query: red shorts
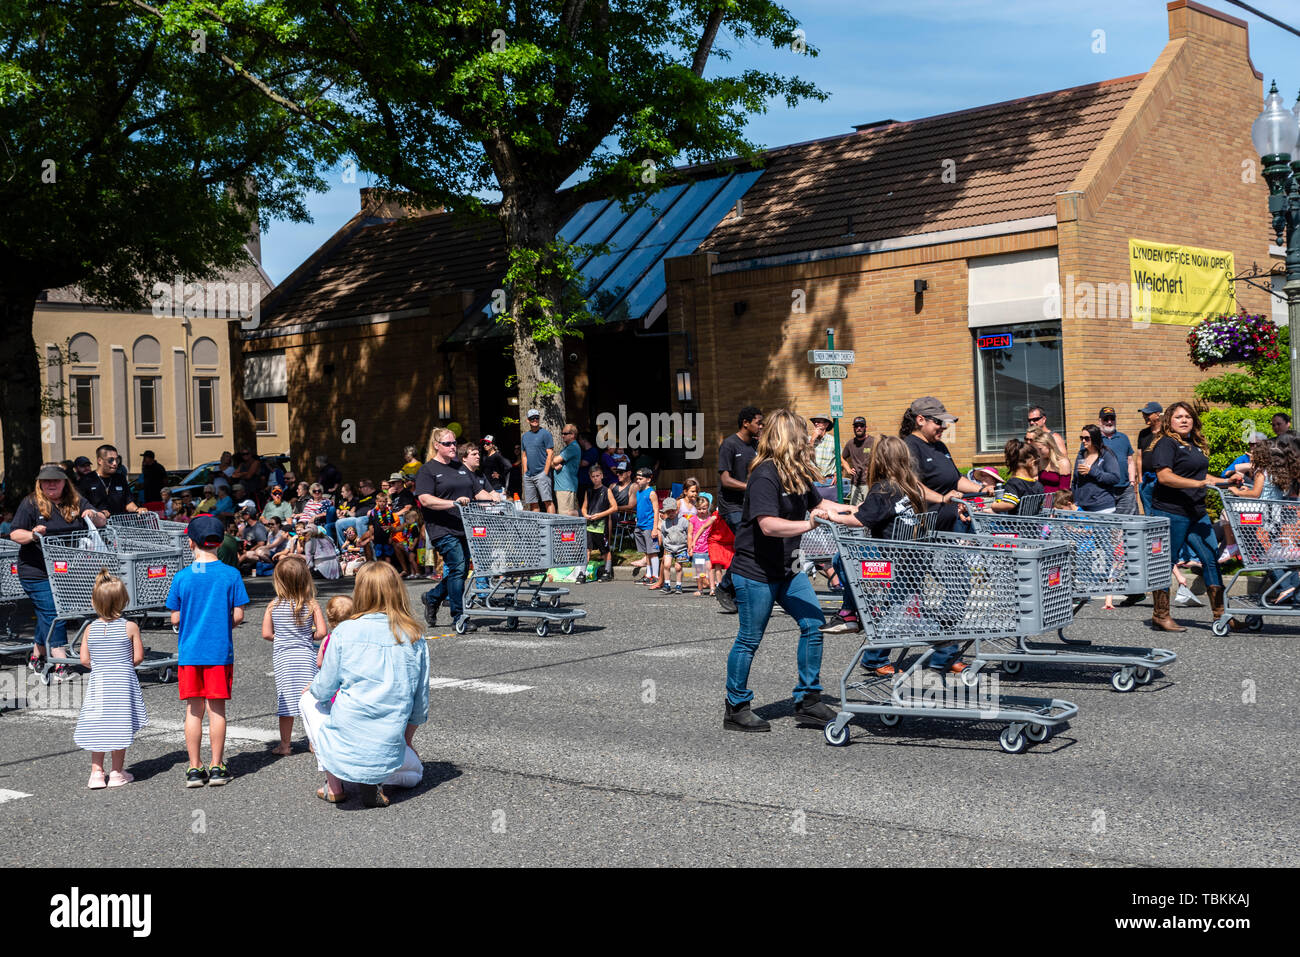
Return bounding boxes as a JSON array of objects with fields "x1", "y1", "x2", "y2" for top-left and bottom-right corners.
[{"x1": 178, "y1": 664, "x2": 234, "y2": 701}]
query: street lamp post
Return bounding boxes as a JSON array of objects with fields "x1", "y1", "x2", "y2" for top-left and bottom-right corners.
[{"x1": 1251, "y1": 81, "x2": 1300, "y2": 429}]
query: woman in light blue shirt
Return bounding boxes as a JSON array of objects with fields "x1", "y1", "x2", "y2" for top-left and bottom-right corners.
[{"x1": 300, "y1": 561, "x2": 429, "y2": 808}]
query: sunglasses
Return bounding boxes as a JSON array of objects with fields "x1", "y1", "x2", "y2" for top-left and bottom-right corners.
[
  {"x1": 1027, "y1": 415, "x2": 1046, "y2": 423},
  {"x1": 437, "y1": 440, "x2": 456, "y2": 447}
]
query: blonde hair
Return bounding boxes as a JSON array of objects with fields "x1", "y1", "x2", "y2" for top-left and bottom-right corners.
[
  {"x1": 325, "y1": 595, "x2": 354, "y2": 630},
  {"x1": 1026, "y1": 426, "x2": 1068, "y2": 474},
  {"x1": 427, "y1": 427, "x2": 455, "y2": 462},
  {"x1": 91, "y1": 568, "x2": 128, "y2": 620},
  {"x1": 351, "y1": 561, "x2": 421, "y2": 644},
  {"x1": 33, "y1": 465, "x2": 82, "y2": 523},
  {"x1": 866, "y1": 436, "x2": 928, "y2": 516},
  {"x1": 271, "y1": 555, "x2": 316, "y2": 627},
  {"x1": 749, "y1": 409, "x2": 822, "y2": 495}
]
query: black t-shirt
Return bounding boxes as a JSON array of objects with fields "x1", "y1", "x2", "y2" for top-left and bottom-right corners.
[
  {"x1": 140, "y1": 460, "x2": 168, "y2": 501},
  {"x1": 730, "y1": 461, "x2": 822, "y2": 583},
  {"x1": 903, "y1": 434, "x2": 961, "y2": 495},
  {"x1": 10, "y1": 496, "x2": 97, "y2": 580},
  {"x1": 717, "y1": 433, "x2": 759, "y2": 515},
  {"x1": 414, "y1": 459, "x2": 480, "y2": 539},
  {"x1": 1138, "y1": 427, "x2": 1156, "y2": 477},
  {"x1": 584, "y1": 485, "x2": 614, "y2": 531},
  {"x1": 78, "y1": 471, "x2": 133, "y2": 515},
  {"x1": 853, "y1": 483, "x2": 922, "y2": 539},
  {"x1": 1147, "y1": 436, "x2": 1209, "y2": 519},
  {"x1": 1001, "y1": 476, "x2": 1046, "y2": 513},
  {"x1": 484, "y1": 452, "x2": 512, "y2": 488},
  {"x1": 391, "y1": 489, "x2": 416, "y2": 519}
]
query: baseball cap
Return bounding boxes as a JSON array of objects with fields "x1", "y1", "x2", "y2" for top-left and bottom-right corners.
[
  {"x1": 239, "y1": 499, "x2": 257, "y2": 512},
  {"x1": 636, "y1": 467, "x2": 654, "y2": 478},
  {"x1": 73, "y1": 456, "x2": 92, "y2": 468},
  {"x1": 852, "y1": 416, "x2": 867, "y2": 426},
  {"x1": 526, "y1": 409, "x2": 541, "y2": 419},
  {"x1": 1098, "y1": 406, "x2": 1117, "y2": 418},
  {"x1": 483, "y1": 434, "x2": 495, "y2": 444},
  {"x1": 37, "y1": 464, "x2": 68, "y2": 481},
  {"x1": 909, "y1": 396, "x2": 957, "y2": 424},
  {"x1": 140, "y1": 450, "x2": 155, "y2": 458},
  {"x1": 661, "y1": 497, "x2": 678, "y2": 511},
  {"x1": 271, "y1": 486, "x2": 284, "y2": 495},
  {"x1": 1140, "y1": 402, "x2": 1163, "y2": 415},
  {"x1": 809, "y1": 412, "x2": 832, "y2": 425},
  {"x1": 187, "y1": 514, "x2": 225, "y2": 548},
  {"x1": 389, "y1": 472, "x2": 404, "y2": 481}
]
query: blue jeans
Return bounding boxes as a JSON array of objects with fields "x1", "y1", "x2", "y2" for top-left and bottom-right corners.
[
  {"x1": 334, "y1": 515, "x2": 369, "y2": 547},
  {"x1": 726, "y1": 571, "x2": 826, "y2": 706},
  {"x1": 1154, "y1": 507, "x2": 1221, "y2": 588},
  {"x1": 423, "y1": 534, "x2": 467, "y2": 618},
  {"x1": 22, "y1": 577, "x2": 67, "y2": 650}
]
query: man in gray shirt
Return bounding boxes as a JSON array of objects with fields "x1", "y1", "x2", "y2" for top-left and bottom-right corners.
[{"x1": 520, "y1": 409, "x2": 555, "y2": 513}]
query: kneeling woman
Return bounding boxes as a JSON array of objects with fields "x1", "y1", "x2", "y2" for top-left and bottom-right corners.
[{"x1": 723, "y1": 409, "x2": 836, "y2": 732}]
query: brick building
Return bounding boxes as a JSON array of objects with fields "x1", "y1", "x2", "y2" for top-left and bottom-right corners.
[{"x1": 243, "y1": 1, "x2": 1284, "y2": 485}]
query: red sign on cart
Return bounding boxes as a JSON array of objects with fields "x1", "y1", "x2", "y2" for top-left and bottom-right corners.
[
  {"x1": 1151, "y1": 539, "x2": 1163, "y2": 554},
  {"x1": 471, "y1": 527, "x2": 487, "y2": 537},
  {"x1": 1047, "y1": 567, "x2": 1061, "y2": 587},
  {"x1": 146, "y1": 565, "x2": 168, "y2": 579},
  {"x1": 53, "y1": 560, "x2": 68, "y2": 573},
  {"x1": 560, "y1": 531, "x2": 576, "y2": 542},
  {"x1": 861, "y1": 560, "x2": 892, "y2": 580},
  {"x1": 1241, "y1": 512, "x2": 1263, "y2": 526},
  {"x1": 8, "y1": 562, "x2": 15, "y2": 574}
]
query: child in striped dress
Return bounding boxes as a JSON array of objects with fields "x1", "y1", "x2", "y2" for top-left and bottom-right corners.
[
  {"x1": 76, "y1": 570, "x2": 147, "y2": 789},
  {"x1": 261, "y1": 555, "x2": 326, "y2": 756}
]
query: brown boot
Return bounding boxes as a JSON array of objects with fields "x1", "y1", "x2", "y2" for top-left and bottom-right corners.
[
  {"x1": 1207, "y1": 585, "x2": 1243, "y2": 631},
  {"x1": 1150, "y1": 589, "x2": 1186, "y2": 632}
]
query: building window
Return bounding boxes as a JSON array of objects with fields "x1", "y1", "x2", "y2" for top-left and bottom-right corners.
[
  {"x1": 252, "y1": 400, "x2": 273, "y2": 434},
  {"x1": 195, "y1": 377, "x2": 219, "y2": 434},
  {"x1": 974, "y1": 322, "x2": 1065, "y2": 453},
  {"x1": 192, "y1": 337, "x2": 219, "y2": 367},
  {"x1": 135, "y1": 377, "x2": 161, "y2": 435},
  {"x1": 70, "y1": 375, "x2": 99, "y2": 436}
]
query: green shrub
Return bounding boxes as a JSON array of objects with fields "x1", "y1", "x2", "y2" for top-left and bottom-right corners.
[
  {"x1": 1194, "y1": 327, "x2": 1290, "y2": 407},
  {"x1": 1199, "y1": 405, "x2": 1290, "y2": 476}
]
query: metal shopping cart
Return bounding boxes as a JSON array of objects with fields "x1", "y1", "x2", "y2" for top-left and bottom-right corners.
[
  {"x1": 966, "y1": 510, "x2": 1174, "y2": 691},
  {"x1": 1212, "y1": 490, "x2": 1300, "y2": 635},
  {"x1": 107, "y1": 512, "x2": 194, "y2": 567},
  {"x1": 456, "y1": 503, "x2": 588, "y2": 636},
  {"x1": 820, "y1": 521, "x2": 1079, "y2": 753},
  {"x1": 37, "y1": 528, "x2": 182, "y2": 684},
  {"x1": 961, "y1": 491, "x2": 1049, "y2": 516},
  {"x1": 0, "y1": 539, "x2": 31, "y2": 655}
]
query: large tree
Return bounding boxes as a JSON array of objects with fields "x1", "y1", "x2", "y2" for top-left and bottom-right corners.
[
  {"x1": 132, "y1": 0, "x2": 822, "y2": 434},
  {"x1": 0, "y1": 0, "x2": 330, "y2": 504}
]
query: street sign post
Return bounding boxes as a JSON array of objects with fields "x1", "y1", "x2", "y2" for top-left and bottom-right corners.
[
  {"x1": 821, "y1": 332, "x2": 848, "y2": 501},
  {"x1": 816, "y1": 365, "x2": 848, "y2": 379},
  {"x1": 808, "y1": 349, "x2": 855, "y2": 365}
]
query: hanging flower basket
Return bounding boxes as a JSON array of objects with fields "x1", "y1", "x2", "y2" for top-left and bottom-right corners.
[{"x1": 1187, "y1": 312, "x2": 1280, "y2": 370}]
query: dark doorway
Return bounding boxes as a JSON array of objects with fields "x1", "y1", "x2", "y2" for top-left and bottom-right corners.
[{"x1": 584, "y1": 327, "x2": 670, "y2": 432}]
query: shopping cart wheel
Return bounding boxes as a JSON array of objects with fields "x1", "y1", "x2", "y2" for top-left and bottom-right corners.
[
  {"x1": 158, "y1": 667, "x2": 174, "y2": 684},
  {"x1": 878, "y1": 712, "x2": 900, "y2": 727},
  {"x1": 535, "y1": 620, "x2": 549, "y2": 637},
  {"x1": 960, "y1": 667, "x2": 982, "y2": 688},
  {"x1": 998, "y1": 727, "x2": 1027, "y2": 754},
  {"x1": 505, "y1": 617, "x2": 518, "y2": 631},
  {"x1": 453, "y1": 616, "x2": 469, "y2": 635},
  {"x1": 1002, "y1": 659, "x2": 1023, "y2": 675},
  {"x1": 561, "y1": 618, "x2": 574, "y2": 635},
  {"x1": 1134, "y1": 667, "x2": 1153, "y2": 685},
  {"x1": 1110, "y1": 670, "x2": 1136, "y2": 693},
  {"x1": 1025, "y1": 723, "x2": 1050, "y2": 743},
  {"x1": 549, "y1": 595, "x2": 561, "y2": 608},
  {"x1": 1210, "y1": 618, "x2": 1230, "y2": 637},
  {"x1": 824, "y1": 721, "x2": 850, "y2": 746},
  {"x1": 1247, "y1": 615, "x2": 1264, "y2": 631}
]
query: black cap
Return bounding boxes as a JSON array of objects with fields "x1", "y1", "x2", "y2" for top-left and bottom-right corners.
[
  {"x1": 1098, "y1": 406, "x2": 1117, "y2": 418},
  {"x1": 852, "y1": 416, "x2": 867, "y2": 426},
  {"x1": 140, "y1": 450, "x2": 156, "y2": 458},
  {"x1": 187, "y1": 514, "x2": 225, "y2": 548},
  {"x1": 636, "y1": 467, "x2": 654, "y2": 478},
  {"x1": 73, "y1": 456, "x2": 92, "y2": 468}
]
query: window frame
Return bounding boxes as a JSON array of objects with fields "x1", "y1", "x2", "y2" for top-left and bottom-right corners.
[
  {"x1": 134, "y1": 375, "x2": 163, "y2": 437},
  {"x1": 69, "y1": 374, "x2": 100, "y2": 438},
  {"x1": 194, "y1": 376, "x2": 221, "y2": 436},
  {"x1": 252, "y1": 400, "x2": 273, "y2": 435},
  {"x1": 972, "y1": 321, "x2": 1066, "y2": 455}
]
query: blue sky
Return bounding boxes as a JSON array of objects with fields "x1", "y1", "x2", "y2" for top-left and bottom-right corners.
[{"x1": 259, "y1": 0, "x2": 1300, "y2": 284}]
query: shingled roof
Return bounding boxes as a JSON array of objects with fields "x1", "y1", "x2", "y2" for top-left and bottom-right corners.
[{"x1": 700, "y1": 75, "x2": 1144, "y2": 264}]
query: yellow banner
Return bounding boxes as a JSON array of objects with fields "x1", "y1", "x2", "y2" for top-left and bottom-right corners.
[{"x1": 1129, "y1": 239, "x2": 1235, "y2": 326}]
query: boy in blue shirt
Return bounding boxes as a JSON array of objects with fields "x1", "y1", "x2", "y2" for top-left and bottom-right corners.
[{"x1": 166, "y1": 515, "x2": 250, "y2": 787}]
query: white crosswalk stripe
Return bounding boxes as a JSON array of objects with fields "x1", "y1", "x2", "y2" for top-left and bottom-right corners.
[
  {"x1": 427, "y1": 676, "x2": 532, "y2": 694},
  {"x1": 0, "y1": 789, "x2": 33, "y2": 804}
]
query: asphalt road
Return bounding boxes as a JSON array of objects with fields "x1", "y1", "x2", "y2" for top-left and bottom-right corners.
[{"x1": 1, "y1": 573, "x2": 1297, "y2": 867}]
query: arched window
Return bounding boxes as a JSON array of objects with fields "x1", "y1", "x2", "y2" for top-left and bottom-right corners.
[
  {"x1": 192, "y1": 337, "x2": 219, "y2": 367},
  {"x1": 68, "y1": 332, "x2": 98, "y2": 364},
  {"x1": 132, "y1": 335, "x2": 161, "y2": 365}
]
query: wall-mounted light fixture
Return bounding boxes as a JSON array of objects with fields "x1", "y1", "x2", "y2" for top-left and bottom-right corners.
[
  {"x1": 437, "y1": 391, "x2": 452, "y2": 420},
  {"x1": 914, "y1": 279, "x2": 928, "y2": 294},
  {"x1": 733, "y1": 301, "x2": 748, "y2": 318},
  {"x1": 676, "y1": 369, "x2": 693, "y2": 404}
]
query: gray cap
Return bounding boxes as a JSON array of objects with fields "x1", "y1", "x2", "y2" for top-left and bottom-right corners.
[
  {"x1": 809, "y1": 412, "x2": 832, "y2": 425},
  {"x1": 660, "y1": 497, "x2": 678, "y2": 511},
  {"x1": 37, "y1": 464, "x2": 69, "y2": 481},
  {"x1": 1139, "y1": 401, "x2": 1163, "y2": 415},
  {"x1": 909, "y1": 396, "x2": 957, "y2": 424},
  {"x1": 526, "y1": 409, "x2": 541, "y2": 419}
]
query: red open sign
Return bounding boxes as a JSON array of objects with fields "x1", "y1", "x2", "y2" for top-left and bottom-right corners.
[
  {"x1": 861, "y1": 560, "x2": 892, "y2": 580},
  {"x1": 977, "y1": 333, "x2": 1013, "y2": 351},
  {"x1": 471, "y1": 527, "x2": 487, "y2": 537}
]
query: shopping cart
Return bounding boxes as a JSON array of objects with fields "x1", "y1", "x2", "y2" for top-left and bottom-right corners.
[
  {"x1": 456, "y1": 503, "x2": 588, "y2": 636},
  {"x1": 965, "y1": 510, "x2": 1175, "y2": 691},
  {"x1": 820, "y1": 521, "x2": 1079, "y2": 753},
  {"x1": 107, "y1": 512, "x2": 193, "y2": 567},
  {"x1": 961, "y1": 491, "x2": 1049, "y2": 516},
  {"x1": 37, "y1": 528, "x2": 181, "y2": 684},
  {"x1": 0, "y1": 539, "x2": 29, "y2": 654},
  {"x1": 1212, "y1": 490, "x2": 1300, "y2": 635}
]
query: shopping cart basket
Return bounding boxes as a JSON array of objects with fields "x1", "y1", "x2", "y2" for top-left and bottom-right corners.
[
  {"x1": 0, "y1": 539, "x2": 29, "y2": 653},
  {"x1": 1212, "y1": 489, "x2": 1300, "y2": 635},
  {"x1": 456, "y1": 503, "x2": 588, "y2": 636},
  {"x1": 966, "y1": 510, "x2": 1175, "y2": 691},
  {"x1": 820, "y1": 521, "x2": 1079, "y2": 753},
  {"x1": 107, "y1": 512, "x2": 193, "y2": 567}
]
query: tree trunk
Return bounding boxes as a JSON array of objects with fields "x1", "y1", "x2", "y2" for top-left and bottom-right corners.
[
  {"x1": 500, "y1": 189, "x2": 567, "y2": 437},
  {"x1": 0, "y1": 288, "x2": 45, "y2": 508}
]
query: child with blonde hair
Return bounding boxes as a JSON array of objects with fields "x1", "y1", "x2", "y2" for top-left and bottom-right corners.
[
  {"x1": 76, "y1": 569, "x2": 147, "y2": 788},
  {"x1": 262, "y1": 555, "x2": 326, "y2": 755},
  {"x1": 317, "y1": 595, "x2": 354, "y2": 669}
]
